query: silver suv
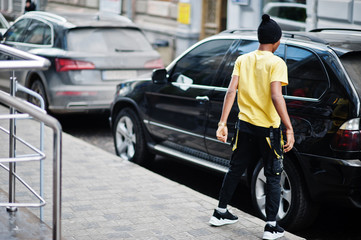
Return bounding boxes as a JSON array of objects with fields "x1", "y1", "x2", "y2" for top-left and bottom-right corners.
[{"x1": 0, "y1": 11, "x2": 163, "y2": 114}]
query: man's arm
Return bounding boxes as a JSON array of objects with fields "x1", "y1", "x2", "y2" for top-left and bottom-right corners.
[
  {"x1": 216, "y1": 75, "x2": 239, "y2": 143},
  {"x1": 271, "y1": 81, "x2": 295, "y2": 152}
]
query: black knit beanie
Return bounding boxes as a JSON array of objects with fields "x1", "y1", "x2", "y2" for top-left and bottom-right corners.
[{"x1": 257, "y1": 14, "x2": 282, "y2": 44}]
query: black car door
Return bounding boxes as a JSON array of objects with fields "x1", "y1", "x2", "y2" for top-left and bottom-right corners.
[
  {"x1": 147, "y1": 39, "x2": 234, "y2": 154},
  {"x1": 283, "y1": 45, "x2": 334, "y2": 156}
]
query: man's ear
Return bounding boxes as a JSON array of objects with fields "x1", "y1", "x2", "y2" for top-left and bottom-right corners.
[{"x1": 272, "y1": 40, "x2": 281, "y2": 53}]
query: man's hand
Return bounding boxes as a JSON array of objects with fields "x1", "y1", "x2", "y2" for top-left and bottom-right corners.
[
  {"x1": 271, "y1": 81, "x2": 294, "y2": 153},
  {"x1": 284, "y1": 129, "x2": 295, "y2": 153},
  {"x1": 216, "y1": 75, "x2": 238, "y2": 143},
  {"x1": 216, "y1": 126, "x2": 228, "y2": 143}
]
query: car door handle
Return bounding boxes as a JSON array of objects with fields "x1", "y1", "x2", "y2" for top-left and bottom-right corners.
[{"x1": 196, "y1": 96, "x2": 209, "y2": 102}]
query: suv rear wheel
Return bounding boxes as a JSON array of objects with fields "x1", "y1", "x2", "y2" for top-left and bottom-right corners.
[
  {"x1": 113, "y1": 108, "x2": 154, "y2": 165},
  {"x1": 251, "y1": 157, "x2": 319, "y2": 231}
]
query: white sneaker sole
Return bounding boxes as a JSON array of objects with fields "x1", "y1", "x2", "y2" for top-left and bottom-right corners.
[
  {"x1": 209, "y1": 216, "x2": 238, "y2": 227},
  {"x1": 263, "y1": 231, "x2": 285, "y2": 240}
]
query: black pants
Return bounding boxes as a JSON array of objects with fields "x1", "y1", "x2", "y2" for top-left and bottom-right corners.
[{"x1": 218, "y1": 129, "x2": 282, "y2": 221}]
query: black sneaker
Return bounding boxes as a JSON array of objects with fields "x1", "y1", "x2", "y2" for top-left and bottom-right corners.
[
  {"x1": 209, "y1": 209, "x2": 238, "y2": 226},
  {"x1": 263, "y1": 223, "x2": 285, "y2": 240}
]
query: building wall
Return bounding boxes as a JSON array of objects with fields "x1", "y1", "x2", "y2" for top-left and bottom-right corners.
[
  {"x1": 227, "y1": 0, "x2": 261, "y2": 30},
  {"x1": 6, "y1": 0, "x2": 360, "y2": 65},
  {"x1": 306, "y1": 0, "x2": 361, "y2": 30},
  {"x1": 46, "y1": 0, "x2": 200, "y2": 65},
  {"x1": 129, "y1": 0, "x2": 202, "y2": 63},
  {"x1": 227, "y1": 0, "x2": 361, "y2": 31},
  {"x1": 50, "y1": 0, "x2": 98, "y2": 8},
  {"x1": 1, "y1": 0, "x2": 48, "y2": 20},
  {"x1": 130, "y1": 0, "x2": 179, "y2": 64},
  {"x1": 1, "y1": 0, "x2": 23, "y2": 19}
]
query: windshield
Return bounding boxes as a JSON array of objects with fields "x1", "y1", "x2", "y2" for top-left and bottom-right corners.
[
  {"x1": 67, "y1": 28, "x2": 153, "y2": 53},
  {"x1": 340, "y1": 52, "x2": 361, "y2": 97}
]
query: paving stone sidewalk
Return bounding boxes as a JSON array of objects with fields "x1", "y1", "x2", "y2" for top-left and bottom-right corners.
[
  {"x1": 0, "y1": 105, "x2": 305, "y2": 240},
  {"x1": 59, "y1": 135, "x2": 304, "y2": 240}
]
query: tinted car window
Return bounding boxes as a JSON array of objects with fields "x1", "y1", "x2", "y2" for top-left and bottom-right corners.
[
  {"x1": 218, "y1": 40, "x2": 259, "y2": 87},
  {"x1": 286, "y1": 46, "x2": 328, "y2": 98},
  {"x1": 23, "y1": 20, "x2": 52, "y2": 45},
  {"x1": 3, "y1": 19, "x2": 30, "y2": 42},
  {"x1": 170, "y1": 39, "x2": 234, "y2": 86},
  {"x1": 67, "y1": 28, "x2": 153, "y2": 53}
]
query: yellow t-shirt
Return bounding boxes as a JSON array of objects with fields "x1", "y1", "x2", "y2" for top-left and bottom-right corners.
[{"x1": 232, "y1": 50, "x2": 288, "y2": 128}]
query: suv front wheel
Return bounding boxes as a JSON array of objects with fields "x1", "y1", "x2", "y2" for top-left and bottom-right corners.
[
  {"x1": 250, "y1": 157, "x2": 319, "y2": 231},
  {"x1": 113, "y1": 108, "x2": 154, "y2": 165}
]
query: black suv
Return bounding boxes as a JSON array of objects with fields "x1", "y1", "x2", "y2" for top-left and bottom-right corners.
[{"x1": 110, "y1": 29, "x2": 361, "y2": 230}]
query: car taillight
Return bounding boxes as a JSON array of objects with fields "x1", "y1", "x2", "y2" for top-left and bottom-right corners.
[
  {"x1": 55, "y1": 58, "x2": 95, "y2": 72},
  {"x1": 331, "y1": 118, "x2": 361, "y2": 151},
  {"x1": 144, "y1": 58, "x2": 164, "y2": 69}
]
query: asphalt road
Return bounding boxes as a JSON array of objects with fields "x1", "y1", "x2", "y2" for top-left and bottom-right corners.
[{"x1": 57, "y1": 113, "x2": 361, "y2": 240}]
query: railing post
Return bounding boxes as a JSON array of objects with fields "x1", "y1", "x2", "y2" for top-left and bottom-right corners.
[
  {"x1": 7, "y1": 71, "x2": 17, "y2": 213},
  {"x1": 53, "y1": 128, "x2": 62, "y2": 240}
]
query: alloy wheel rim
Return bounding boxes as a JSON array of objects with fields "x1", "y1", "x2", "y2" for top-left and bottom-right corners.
[
  {"x1": 115, "y1": 116, "x2": 136, "y2": 161},
  {"x1": 255, "y1": 167, "x2": 292, "y2": 220}
]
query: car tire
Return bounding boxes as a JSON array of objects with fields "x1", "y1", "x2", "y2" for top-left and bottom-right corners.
[
  {"x1": 28, "y1": 79, "x2": 48, "y2": 110},
  {"x1": 113, "y1": 108, "x2": 154, "y2": 165},
  {"x1": 250, "y1": 157, "x2": 319, "y2": 231}
]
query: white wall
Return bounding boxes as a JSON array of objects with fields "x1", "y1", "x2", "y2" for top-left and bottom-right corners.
[
  {"x1": 227, "y1": 0, "x2": 262, "y2": 30},
  {"x1": 228, "y1": 0, "x2": 361, "y2": 32},
  {"x1": 307, "y1": 0, "x2": 361, "y2": 30}
]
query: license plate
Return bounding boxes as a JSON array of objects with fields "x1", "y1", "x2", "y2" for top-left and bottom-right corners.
[{"x1": 102, "y1": 70, "x2": 137, "y2": 81}]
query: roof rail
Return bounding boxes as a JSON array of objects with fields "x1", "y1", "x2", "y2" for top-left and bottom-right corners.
[
  {"x1": 282, "y1": 31, "x2": 328, "y2": 44},
  {"x1": 310, "y1": 28, "x2": 361, "y2": 33},
  {"x1": 25, "y1": 11, "x2": 67, "y2": 23},
  {"x1": 220, "y1": 29, "x2": 257, "y2": 34},
  {"x1": 220, "y1": 29, "x2": 328, "y2": 44}
]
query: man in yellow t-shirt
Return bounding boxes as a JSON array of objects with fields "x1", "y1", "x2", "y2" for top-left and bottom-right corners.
[{"x1": 209, "y1": 14, "x2": 295, "y2": 240}]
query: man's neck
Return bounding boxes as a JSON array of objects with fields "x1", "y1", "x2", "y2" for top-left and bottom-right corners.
[{"x1": 258, "y1": 44, "x2": 273, "y2": 52}]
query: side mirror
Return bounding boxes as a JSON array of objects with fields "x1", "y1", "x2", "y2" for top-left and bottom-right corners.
[
  {"x1": 0, "y1": 33, "x2": 3, "y2": 41},
  {"x1": 152, "y1": 68, "x2": 168, "y2": 84}
]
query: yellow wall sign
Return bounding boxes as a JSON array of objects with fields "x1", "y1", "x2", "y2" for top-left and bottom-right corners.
[{"x1": 178, "y1": 3, "x2": 191, "y2": 25}]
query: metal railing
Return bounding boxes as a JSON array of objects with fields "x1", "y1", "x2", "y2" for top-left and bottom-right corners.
[{"x1": 0, "y1": 43, "x2": 62, "y2": 240}]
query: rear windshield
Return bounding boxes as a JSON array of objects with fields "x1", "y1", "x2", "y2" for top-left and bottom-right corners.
[
  {"x1": 340, "y1": 52, "x2": 361, "y2": 96},
  {"x1": 67, "y1": 28, "x2": 153, "y2": 53}
]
